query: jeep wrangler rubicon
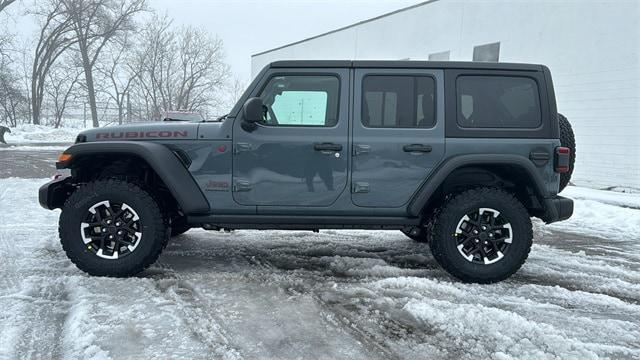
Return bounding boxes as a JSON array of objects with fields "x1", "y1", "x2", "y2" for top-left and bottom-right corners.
[{"x1": 39, "y1": 60, "x2": 575, "y2": 283}]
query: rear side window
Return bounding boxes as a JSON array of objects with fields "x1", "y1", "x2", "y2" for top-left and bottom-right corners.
[
  {"x1": 456, "y1": 76, "x2": 541, "y2": 128},
  {"x1": 362, "y1": 75, "x2": 436, "y2": 128}
]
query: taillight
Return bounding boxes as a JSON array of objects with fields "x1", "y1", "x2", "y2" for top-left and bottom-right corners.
[{"x1": 555, "y1": 147, "x2": 570, "y2": 173}]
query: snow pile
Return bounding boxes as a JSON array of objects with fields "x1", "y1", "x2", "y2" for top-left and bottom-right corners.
[
  {"x1": 552, "y1": 187, "x2": 640, "y2": 240},
  {"x1": 561, "y1": 185, "x2": 640, "y2": 208},
  {"x1": 4, "y1": 124, "x2": 81, "y2": 144}
]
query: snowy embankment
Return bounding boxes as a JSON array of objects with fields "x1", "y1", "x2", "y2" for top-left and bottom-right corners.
[
  {"x1": 1, "y1": 178, "x2": 639, "y2": 359},
  {"x1": 4, "y1": 123, "x2": 82, "y2": 144}
]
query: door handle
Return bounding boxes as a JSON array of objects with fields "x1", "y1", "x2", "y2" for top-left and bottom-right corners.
[
  {"x1": 314, "y1": 143, "x2": 342, "y2": 152},
  {"x1": 403, "y1": 144, "x2": 432, "y2": 153}
]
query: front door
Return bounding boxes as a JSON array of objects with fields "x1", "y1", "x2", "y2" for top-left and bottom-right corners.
[
  {"x1": 232, "y1": 70, "x2": 349, "y2": 207},
  {"x1": 351, "y1": 68, "x2": 445, "y2": 207}
]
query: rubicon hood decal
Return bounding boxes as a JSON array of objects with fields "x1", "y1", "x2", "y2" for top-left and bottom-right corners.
[{"x1": 96, "y1": 130, "x2": 189, "y2": 139}]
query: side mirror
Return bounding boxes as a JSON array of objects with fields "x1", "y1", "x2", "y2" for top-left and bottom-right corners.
[{"x1": 243, "y1": 97, "x2": 264, "y2": 123}]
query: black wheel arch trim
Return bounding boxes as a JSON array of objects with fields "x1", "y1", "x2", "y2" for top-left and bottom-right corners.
[
  {"x1": 55, "y1": 141, "x2": 210, "y2": 214},
  {"x1": 407, "y1": 154, "x2": 552, "y2": 217}
]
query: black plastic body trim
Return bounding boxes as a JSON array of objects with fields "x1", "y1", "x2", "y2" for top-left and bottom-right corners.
[
  {"x1": 542, "y1": 196, "x2": 573, "y2": 224},
  {"x1": 57, "y1": 141, "x2": 210, "y2": 214},
  {"x1": 187, "y1": 215, "x2": 419, "y2": 230},
  {"x1": 407, "y1": 154, "x2": 551, "y2": 216},
  {"x1": 39, "y1": 176, "x2": 74, "y2": 210}
]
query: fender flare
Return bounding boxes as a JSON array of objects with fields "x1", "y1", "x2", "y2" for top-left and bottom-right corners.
[
  {"x1": 57, "y1": 141, "x2": 210, "y2": 214},
  {"x1": 407, "y1": 154, "x2": 551, "y2": 216}
]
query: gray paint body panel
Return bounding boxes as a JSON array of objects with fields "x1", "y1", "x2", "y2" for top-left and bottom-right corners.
[{"x1": 351, "y1": 68, "x2": 445, "y2": 207}]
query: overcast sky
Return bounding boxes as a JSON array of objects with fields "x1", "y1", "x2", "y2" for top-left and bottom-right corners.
[{"x1": 148, "y1": 0, "x2": 421, "y2": 80}]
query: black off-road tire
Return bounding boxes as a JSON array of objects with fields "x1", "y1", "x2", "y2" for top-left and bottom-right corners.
[
  {"x1": 558, "y1": 113, "x2": 576, "y2": 192},
  {"x1": 429, "y1": 188, "x2": 533, "y2": 284},
  {"x1": 59, "y1": 179, "x2": 169, "y2": 277}
]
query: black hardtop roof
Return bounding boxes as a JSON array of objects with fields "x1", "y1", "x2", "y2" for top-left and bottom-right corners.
[{"x1": 269, "y1": 60, "x2": 543, "y2": 72}]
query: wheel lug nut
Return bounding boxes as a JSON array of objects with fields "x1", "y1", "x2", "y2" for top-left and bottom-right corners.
[
  {"x1": 473, "y1": 230, "x2": 479, "y2": 234},
  {"x1": 117, "y1": 231, "x2": 123, "y2": 235},
  {"x1": 102, "y1": 228, "x2": 106, "y2": 233},
  {"x1": 109, "y1": 235, "x2": 114, "y2": 239},
  {"x1": 481, "y1": 226, "x2": 486, "y2": 230},
  {"x1": 475, "y1": 239, "x2": 479, "y2": 243},
  {"x1": 106, "y1": 220, "x2": 111, "y2": 225},
  {"x1": 116, "y1": 222, "x2": 121, "y2": 226}
]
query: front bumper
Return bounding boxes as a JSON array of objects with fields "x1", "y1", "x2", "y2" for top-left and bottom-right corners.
[
  {"x1": 542, "y1": 195, "x2": 574, "y2": 224},
  {"x1": 39, "y1": 176, "x2": 74, "y2": 210}
]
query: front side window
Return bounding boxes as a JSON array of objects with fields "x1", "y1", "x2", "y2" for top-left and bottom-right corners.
[
  {"x1": 456, "y1": 76, "x2": 541, "y2": 128},
  {"x1": 259, "y1": 75, "x2": 339, "y2": 127},
  {"x1": 362, "y1": 75, "x2": 436, "y2": 128}
]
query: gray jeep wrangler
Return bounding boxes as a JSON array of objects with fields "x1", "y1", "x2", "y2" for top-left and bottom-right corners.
[{"x1": 39, "y1": 60, "x2": 575, "y2": 283}]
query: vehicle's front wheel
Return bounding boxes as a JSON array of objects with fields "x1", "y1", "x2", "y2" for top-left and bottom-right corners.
[
  {"x1": 59, "y1": 179, "x2": 169, "y2": 277},
  {"x1": 429, "y1": 188, "x2": 532, "y2": 283}
]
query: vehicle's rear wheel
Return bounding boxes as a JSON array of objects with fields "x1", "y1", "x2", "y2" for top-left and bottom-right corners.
[
  {"x1": 558, "y1": 113, "x2": 576, "y2": 192},
  {"x1": 59, "y1": 179, "x2": 169, "y2": 277},
  {"x1": 429, "y1": 188, "x2": 532, "y2": 283}
]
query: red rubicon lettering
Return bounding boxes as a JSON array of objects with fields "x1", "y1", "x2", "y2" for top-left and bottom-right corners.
[{"x1": 95, "y1": 131, "x2": 189, "y2": 139}]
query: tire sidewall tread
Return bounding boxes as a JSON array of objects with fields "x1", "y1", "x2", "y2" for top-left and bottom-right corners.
[
  {"x1": 429, "y1": 187, "x2": 533, "y2": 284},
  {"x1": 59, "y1": 179, "x2": 169, "y2": 277}
]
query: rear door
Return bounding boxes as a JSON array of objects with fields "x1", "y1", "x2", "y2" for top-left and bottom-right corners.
[{"x1": 351, "y1": 68, "x2": 445, "y2": 207}]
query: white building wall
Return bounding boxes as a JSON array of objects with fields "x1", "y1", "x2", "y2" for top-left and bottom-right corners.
[{"x1": 252, "y1": 0, "x2": 640, "y2": 191}]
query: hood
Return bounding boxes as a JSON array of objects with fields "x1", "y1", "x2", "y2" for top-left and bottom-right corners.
[{"x1": 79, "y1": 121, "x2": 200, "y2": 142}]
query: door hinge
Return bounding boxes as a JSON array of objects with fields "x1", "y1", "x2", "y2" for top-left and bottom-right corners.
[
  {"x1": 233, "y1": 179, "x2": 252, "y2": 192},
  {"x1": 353, "y1": 144, "x2": 371, "y2": 156},
  {"x1": 352, "y1": 182, "x2": 370, "y2": 193},
  {"x1": 234, "y1": 142, "x2": 252, "y2": 154}
]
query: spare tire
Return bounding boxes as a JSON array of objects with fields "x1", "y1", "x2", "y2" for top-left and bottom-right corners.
[{"x1": 558, "y1": 113, "x2": 576, "y2": 192}]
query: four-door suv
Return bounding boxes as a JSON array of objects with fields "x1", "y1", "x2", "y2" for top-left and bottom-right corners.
[{"x1": 39, "y1": 60, "x2": 575, "y2": 283}]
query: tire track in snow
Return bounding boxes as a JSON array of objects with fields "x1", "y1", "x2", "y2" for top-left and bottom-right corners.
[
  {"x1": 149, "y1": 261, "x2": 242, "y2": 359},
  {"x1": 155, "y1": 243, "x2": 387, "y2": 360}
]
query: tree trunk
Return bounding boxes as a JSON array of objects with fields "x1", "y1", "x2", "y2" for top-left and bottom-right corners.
[
  {"x1": 118, "y1": 99, "x2": 123, "y2": 124},
  {"x1": 31, "y1": 81, "x2": 40, "y2": 125},
  {"x1": 79, "y1": 48, "x2": 99, "y2": 127}
]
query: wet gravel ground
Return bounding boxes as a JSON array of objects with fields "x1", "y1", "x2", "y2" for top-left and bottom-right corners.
[{"x1": 0, "y1": 143, "x2": 69, "y2": 178}]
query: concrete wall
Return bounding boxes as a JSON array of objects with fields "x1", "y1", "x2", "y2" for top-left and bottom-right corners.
[{"x1": 252, "y1": 0, "x2": 640, "y2": 191}]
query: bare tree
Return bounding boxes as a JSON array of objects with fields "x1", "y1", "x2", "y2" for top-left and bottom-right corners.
[
  {"x1": 133, "y1": 16, "x2": 229, "y2": 120},
  {"x1": 29, "y1": 1, "x2": 77, "y2": 125},
  {"x1": 96, "y1": 35, "x2": 140, "y2": 124},
  {"x1": 0, "y1": 59, "x2": 26, "y2": 127},
  {"x1": 45, "y1": 57, "x2": 81, "y2": 128},
  {"x1": 0, "y1": 0, "x2": 16, "y2": 14},
  {"x1": 61, "y1": 0, "x2": 146, "y2": 127}
]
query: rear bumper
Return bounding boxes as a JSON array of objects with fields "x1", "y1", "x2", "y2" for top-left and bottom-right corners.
[
  {"x1": 39, "y1": 176, "x2": 73, "y2": 210},
  {"x1": 542, "y1": 195, "x2": 574, "y2": 224}
]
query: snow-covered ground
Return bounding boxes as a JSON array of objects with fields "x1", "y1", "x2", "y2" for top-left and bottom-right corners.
[
  {"x1": 1, "y1": 177, "x2": 639, "y2": 359},
  {"x1": 3, "y1": 124, "x2": 84, "y2": 144}
]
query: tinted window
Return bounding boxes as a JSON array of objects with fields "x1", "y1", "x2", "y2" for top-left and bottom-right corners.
[
  {"x1": 456, "y1": 76, "x2": 541, "y2": 128},
  {"x1": 362, "y1": 76, "x2": 436, "y2": 128},
  {"x1": 259, "y1": 75, "x2": 339, "y2": 127}
]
